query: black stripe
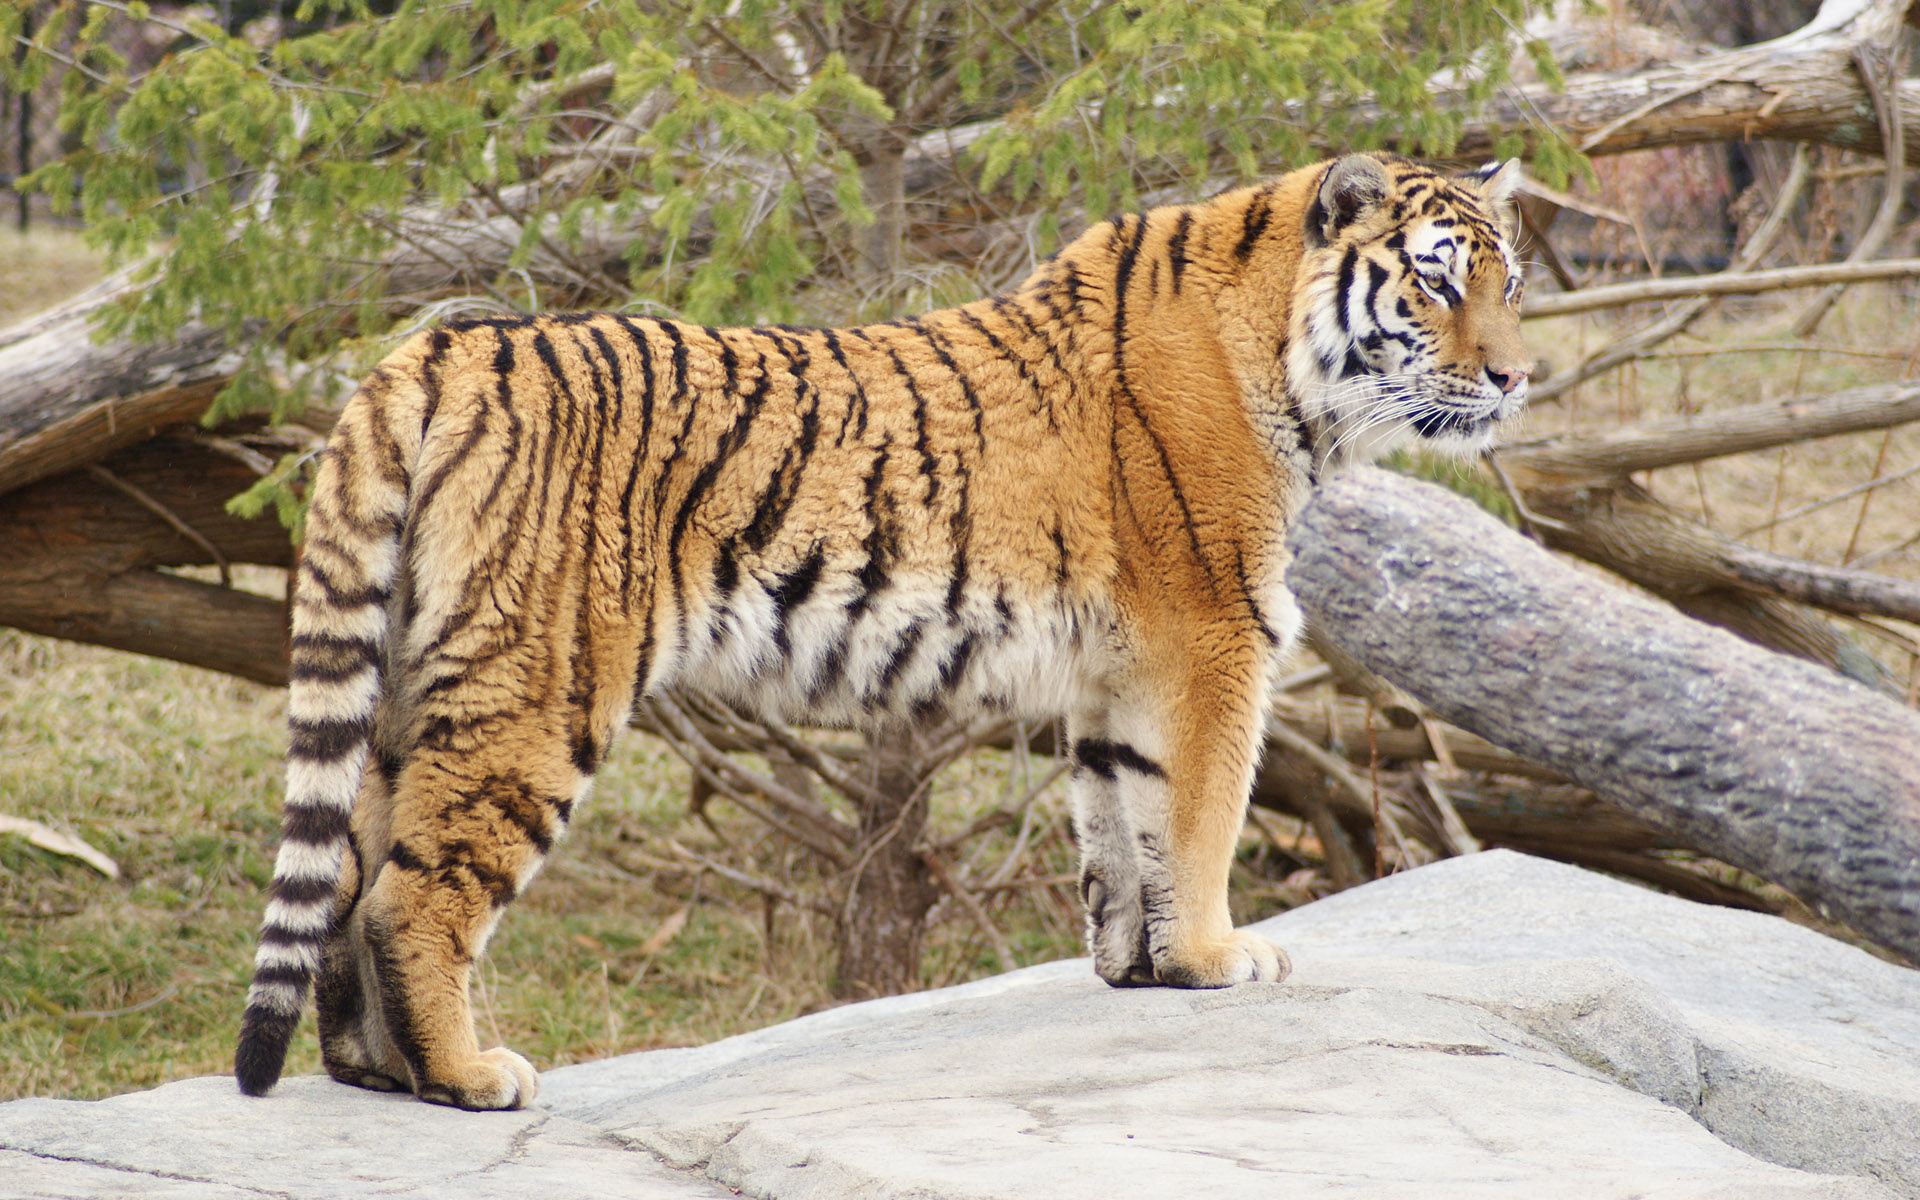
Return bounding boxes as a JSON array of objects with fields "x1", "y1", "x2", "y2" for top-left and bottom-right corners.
[
  {"x1": 412, "y1": 328, "x2": 516, "y2": 523},
  {"x1": 288, "y1": 717, "x2": 369, "y2": 762},
  {"x1": 871, "y1": 332, "x2": 940, "y2": 507},
  {"x1": 956, "y1": 307, "x2": 1044, "y2": 412},
  {"x1": 991, "y1": 298, "x2": 1069, "y2": 429},
  {"x1": 564, "y1": 323, "x2": 616, "y2": 739},
  {"x1": 243, "y1": 959, "x2": 310, "y2": 985},
  {"x1": 571, "y1": 734, "x2": 600, "y2": 775},
  {"x1": 821, "y1": 328, "x2": 870, "y2": 441},
  {"x1": 742, "y1": 344, "x2": 819, "y2": 552},
  {"x1": 1110, "y1": 212, "x2": 1212, "y2": 582},
  {"x1": 652, "y1": 323, "x2": 701, "y2": 654},
  {"x1": 419, "y1": 326, "x2": 453, "y2": 432},
  {"x1": 1167, "y1": 209, "x2": 1194, "y2": 294},
  {"x1": 287, "y1": 633, "x2": 378, "y2": 683},
  {"x1": 1235, "y1": 189, "x2": 1273, "y2": 261},
  {"x1": 1334, "y1": 246, "x2": 1358, "y2": 334},
  {"x1": 850, "y1": 440, "x2": 893, "y2": 615},
  {"x1": 386, "y1": 840, "x2": 430, "y2": 874},
  {"x1": 712, "y1": 542, "x2": 739, "y2": 596},
  {"x1": 268, "y1": 871, "x2": 337, "y2": 907},
  {"x1": 1365, "y1": 259, "x2": 1390, "y2": 316},
  {"x1": 910, "y1": 320, "x2": 981, "y2": 615},
  {"x1": 280, "y1": 800, "x2": 349, "y2": 846},
  {"x1": 368, "y1": 918, "x2": 431, "y2": 1087},
  {"x1": 1072, "y1": 738, "x2": 1166, "y2": 780},
  {"x1": 937, "y1": 631, "x2": 977, "y2": 691},
  {"x1": 877, "y1": 622, "x2": 925, "y2": 700},
  {"x1": 769, "y1": 543, "x2": 827, "y2": 651},
  {"x1": 667, "y1": 339, "x2": 772, "y2": 624},
  {"x1": 472, "y1": 776, "x2": 556, "y2": 858},
  {"x1": 610, "y1": 317, "x2": 657, "y2": 613},
  {"x1": 295, "y1": 556, "x2": 385, "y2": 610}
]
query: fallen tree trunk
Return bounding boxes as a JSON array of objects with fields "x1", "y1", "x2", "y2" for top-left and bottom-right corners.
[
  {"x1": 0, "y1": 433, "x2": 294, "y2": 686},
  {"x1": 0, "y1": 270, "x2": 241, "y2": 498},
  {"x1": 1448, "y1": 0, "x2": 1920, "y2": 167},
  {"x1": 1286, "y1": 467, "x2": 1920, "y2": 962}
]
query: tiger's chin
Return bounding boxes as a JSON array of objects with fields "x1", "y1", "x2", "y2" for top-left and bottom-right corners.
[{"x1": 1318, "y1": 408, "x2": 1509, "y2": 471}]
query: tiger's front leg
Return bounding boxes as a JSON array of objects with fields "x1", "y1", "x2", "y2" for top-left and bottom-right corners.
[{"x1": 1073, "y1": 632, "x2": 1291, "y2": 988}]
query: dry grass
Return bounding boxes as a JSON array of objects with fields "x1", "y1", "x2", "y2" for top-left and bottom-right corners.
[{"x1": 0, "y1": 224, "x2": 107, "y2": 328}]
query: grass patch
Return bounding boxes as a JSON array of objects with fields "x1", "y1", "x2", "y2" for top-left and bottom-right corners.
[{"x1": 0, "y1": 225, "x2": 106, "y2": 327}]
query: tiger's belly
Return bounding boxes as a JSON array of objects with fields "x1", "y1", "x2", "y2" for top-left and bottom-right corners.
[{"x1": 664, "y1": 570, "x2": 1101, "y2": 726}]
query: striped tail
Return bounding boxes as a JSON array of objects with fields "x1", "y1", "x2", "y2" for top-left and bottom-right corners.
[{"x1": 236, "y1": 360, "x2": 420, "y2": 1096}]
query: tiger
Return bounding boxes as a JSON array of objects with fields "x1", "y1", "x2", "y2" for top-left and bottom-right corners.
[{"x1": 235, "y1": 151, "x2": 1531, "y2": 1110}]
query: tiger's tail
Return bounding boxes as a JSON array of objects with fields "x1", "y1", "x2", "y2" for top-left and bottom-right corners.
[{"x1": 235, "y1": 344, "x2": 427, "y2": 1096}]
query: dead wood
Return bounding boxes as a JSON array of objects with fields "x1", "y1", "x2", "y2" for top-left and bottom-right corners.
[
  {"x1": 1286, "y1": 466, "x2": 1920, "y2": 962},
  {"x1": 0, "y1": 269, "x2": 240, "y2": 498},
  {"x1": 1499, "y1": 380, "x2": 1920, "y2": 484},
  {"x1": 1447, "y1": 0, "x2": 1920, "y2": 167},
  {"x1": 1507, "y1": 479, "x2": 1911, "y2": 690},
  {"x1": 0, "y1": 433, "x2": 293, "y2": 686},
  {"x1": 1523, "y1": 260, "x2": 1920, "y2": 321},
  {"x1": 0, "y1": 0, "x2": 1911, "y2": 513},
  {"x1": 1494, "y1": 382, "x2": 1920, "y2": 681}
]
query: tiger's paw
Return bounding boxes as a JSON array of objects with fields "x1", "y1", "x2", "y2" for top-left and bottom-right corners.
[
  {"x1": 1153, "y1": 929, "x2": 1291, "y2": 989},
  {"x1": 416, "y1": 1047, "x2": 539, "y2": 1111},
  {"x1": 1084, "y1": 873, "x2": 1155, "y2": 986},
  {"x1": 326, "y1": 1063, "x2": 407, "y2": 1093},
  {"x1": 321, "y1": 1028, "x2": 410, "y2": 1095}
]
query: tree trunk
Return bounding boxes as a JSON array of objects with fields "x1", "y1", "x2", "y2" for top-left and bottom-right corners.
[
  {"x1": 832, "y1": 721, "x2": 941, "y2": 1000},
  {"x1": 0, "y1": 434, "x2": 293, "y2": 686},
  {"x1": 0, "y1": 271, "x2": 241, "y2": 498},
  {"x1": 1445, "y1": 0, "x2": 1920, "y2": 166},
  {"x1": 1286, "y1": 467, "x2": 1920, "y2": 963}
]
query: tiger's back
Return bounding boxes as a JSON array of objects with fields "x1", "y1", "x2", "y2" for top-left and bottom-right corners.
[{"x1": 239, "y1": 152, "x2": 1529, "y2": 1109}]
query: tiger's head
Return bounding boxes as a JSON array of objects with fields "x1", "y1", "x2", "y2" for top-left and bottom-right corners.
[{"x1": 1284, "y1": 153, "x2": 1531, "y2": 469}]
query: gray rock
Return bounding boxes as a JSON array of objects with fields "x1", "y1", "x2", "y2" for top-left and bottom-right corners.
[{"x1": 3, "y1": 850, "x2": 1914, "y2": 1199}]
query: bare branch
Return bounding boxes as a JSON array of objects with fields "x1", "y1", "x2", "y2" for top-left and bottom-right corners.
[
  {"x1": 1523, "y1": 259, "x2": 1920, "y2": 320},
  {"x1": 1527, "y1": 145, "x2": 1815, "y2": 404},
  {"x1": 1502, "y1": 380, "x2": 1920, "y2": 483},
  {"x1": 1792, "y1": 38, "x2": 1907, "y2": 335},
  {"x1": 921, "y1": 848, "x2": 1016, "y2": 974}
]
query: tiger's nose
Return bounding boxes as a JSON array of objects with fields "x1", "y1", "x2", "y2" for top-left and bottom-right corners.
[{"x1": 1486, "y1": 363, "x2": 1531, "y2": 394}]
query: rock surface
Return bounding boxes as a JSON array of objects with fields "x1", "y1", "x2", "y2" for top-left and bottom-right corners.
[{"x1": 4, "y1": 850, "x2": 1915, "y2": 1199}]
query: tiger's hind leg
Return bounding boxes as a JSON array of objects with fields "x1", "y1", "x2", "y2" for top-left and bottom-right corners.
[
  {"x1": 314, "y1": 765, "x2": 409, "y2": 1094},
  {"x1": 346, "y1": 711, "x2": 601, "y2": 1110}
]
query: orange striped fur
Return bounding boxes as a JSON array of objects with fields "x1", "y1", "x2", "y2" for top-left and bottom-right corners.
[{"x1": 237, "y1": 153, "x2": 1530, "y2": 1108}]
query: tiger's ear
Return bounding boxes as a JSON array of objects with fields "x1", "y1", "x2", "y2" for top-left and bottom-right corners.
[
  {"x1": 1463, "y1": 159, "x2": 1523, "y2": 234},
  {"x1": 1307, "y1": 155, "x2": 1390, "y2": 248}
]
